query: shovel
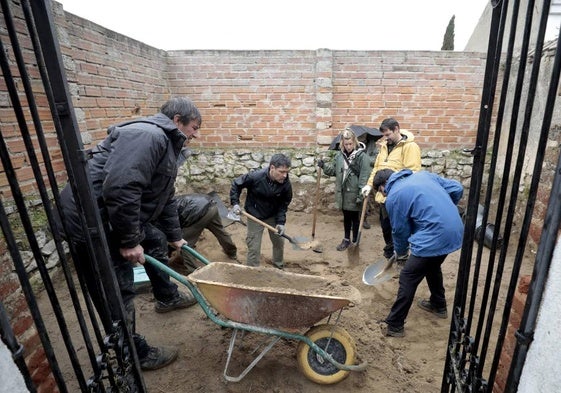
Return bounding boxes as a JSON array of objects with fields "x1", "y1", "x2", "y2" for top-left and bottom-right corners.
[
  {"x1": 310, "y1": 166, "x2": 323, "y2": 253},
  {"x1": 352, "y1": 197, "x2": 369, "y2": 247},
  {"x1": 362, "y1": 255, "x2": 396, "y2": 285},
  {"x1": 234, "y1": 210, "x2": 319, "y2": 251}
]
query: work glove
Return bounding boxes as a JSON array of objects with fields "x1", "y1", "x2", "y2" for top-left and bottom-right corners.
[
  {"x1": 232, "y1": 204, "x2": 241, "y2": 215},
  {"x1": 317, "y1": 159, "x2": 324, "y2": 169},
  {"x1": 394, "y1": 250, "x2": 409, "y2": 265},
  {"x1": 361, "y1": 185, "x2": 372, "y2": 197},
  {"x1": 275, "y1": 224, "x2": 285, "y2": 236}
]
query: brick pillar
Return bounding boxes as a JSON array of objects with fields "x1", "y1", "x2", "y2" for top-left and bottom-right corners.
[
  {"x1": 493, "y1": 275, "x2": 531, "y2": 392},
  {"x1": 314, "y1": 48, "x2": 334, "y2": 145}
]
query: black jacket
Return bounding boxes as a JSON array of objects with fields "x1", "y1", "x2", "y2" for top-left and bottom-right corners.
[
  {"x1": 230, "y1": 167, "x2": 292, "y2": 224},
  {"x1": 176, "y1": 194, "x2": 213, "y2": 227},
  {"x1": 60, "y1": 113, "x2": 186, "y2": 248}
]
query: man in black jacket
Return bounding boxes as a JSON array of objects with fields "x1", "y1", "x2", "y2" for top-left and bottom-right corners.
[
  {"x1": 59, "y1": 97, "x2": 201, "y2": 371},
  {"x1": 230, "y1": 153, "x2": 293, "y2": 269}
]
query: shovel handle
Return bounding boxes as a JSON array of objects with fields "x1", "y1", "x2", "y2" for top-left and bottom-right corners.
[
  {"x1": 355, "y1": 197, "x2": 369, "y2": 245},
  {"x1": 311, "y1": 166, "x2": 322, "y2": 239},
  {"x1": 242, "y1": 210, "x2": 290, "y2": 236}
]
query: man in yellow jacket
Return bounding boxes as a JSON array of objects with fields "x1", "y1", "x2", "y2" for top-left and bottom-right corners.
[{"x1": 361, "y1": 118, "x2": 421, "y2": 259}]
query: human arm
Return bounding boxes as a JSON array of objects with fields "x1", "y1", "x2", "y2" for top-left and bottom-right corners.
[
  {"x1": 230, "y1": 172, "x2": 252, "y2": 208},
  {"x1": 435, "y1": 175, "x2": 464, "y2": 205},
  {"x1": 386, "y1": 196, "x2": 411, "y2": 256},
  {"x1": 102, "y1": 128, "x2": 168, "y2": 248},
  {"x1": 275, "y1": 181, "x2": 293, "y2": 226},
  {"x1": 401, "y1": 143, "x2": 422, "y2": 172}
]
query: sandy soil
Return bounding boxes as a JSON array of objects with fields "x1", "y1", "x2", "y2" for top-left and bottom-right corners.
[{"x1": 136, "y1": 210, "x2": 460, "y2": 393}]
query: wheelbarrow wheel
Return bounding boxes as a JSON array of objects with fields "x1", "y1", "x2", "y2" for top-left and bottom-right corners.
[{"x1": 296, "y1": 324, "x2": 356, "y2": 384}]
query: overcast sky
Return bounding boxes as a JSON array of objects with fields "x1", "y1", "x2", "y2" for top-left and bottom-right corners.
[{"x1": 57, "y1": 0, "x2": 489, "y2": 51}]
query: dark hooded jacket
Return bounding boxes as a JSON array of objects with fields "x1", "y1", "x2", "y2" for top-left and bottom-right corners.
[{"x1": 60, "y1": 113, "x2": 186, "y2": 248}]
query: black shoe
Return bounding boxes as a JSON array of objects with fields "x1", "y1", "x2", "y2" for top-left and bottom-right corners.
[
  {"x1": 383, "y1": 242, "x2": 394, "y2": 258},
  {"x1": 336, "y1": 239, "x2": 351, "y2": 251},
  {"x1": 363, "y1": 220, "x2": 371, "y2": 229},
  {"x1": 417, "y1": 299, "x2": 448, "y2": 319},
  {"x1": 139, "y1": 345, "x2": 178, "y2": 371},
  {"x1": 385, "y1": 325, "x2": 405, "y2": 337},
  {"x1": 155, "y1": 292, "x2": 197, "y2": 313}
]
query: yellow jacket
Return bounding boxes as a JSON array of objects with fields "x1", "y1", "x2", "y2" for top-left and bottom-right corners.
[{"x1": 366, "y1": 129, "x2": 421, "y2": 203}]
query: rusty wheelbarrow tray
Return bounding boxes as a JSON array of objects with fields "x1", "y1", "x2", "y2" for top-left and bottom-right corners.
[{"x1": 145, "y1": 245, "x2": 367, "y2": 385}]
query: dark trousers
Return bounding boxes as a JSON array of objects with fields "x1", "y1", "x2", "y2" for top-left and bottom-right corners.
[
  {"x1": 379, "y1": 204, "x2": 394, "y2": 258},
  {"x1": 142, "y1": 224, "x2": 179, "y2": 302},
  {"x1": 342, "y1": 209, "x2": 360, "y2": 242},
  {"x1": 71, "y1": 224, "x2": 178, "y2": 358},
  {"x1": 71, "y1": 235, "x2": 150, "y2": 358},
  {"x1": 385, "y1": 254, "x2": 448, "y2": 329}
]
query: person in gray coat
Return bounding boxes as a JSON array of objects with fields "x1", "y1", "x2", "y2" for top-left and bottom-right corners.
[{"x1": 319, "y1": 128, "x2": 372, "y2": 250}]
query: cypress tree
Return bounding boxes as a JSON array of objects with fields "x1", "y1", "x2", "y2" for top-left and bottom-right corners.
[{"x1": 441, "y1": 15, "x2": 455, "y2": 51}]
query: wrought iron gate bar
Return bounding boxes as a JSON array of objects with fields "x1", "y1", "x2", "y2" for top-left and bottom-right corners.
[
  {"x1": 444, "y1": 0, "x2": 560, "y2": 391},
  {"x1": 27, "y1": 0, "x2": 147, "y2": 390},
  {"x1": 0, "y1": 301, "x2": 36, "y2": 392},
  {"x1": 0, "y1": 0, "x2": 146, "y2": 390}
]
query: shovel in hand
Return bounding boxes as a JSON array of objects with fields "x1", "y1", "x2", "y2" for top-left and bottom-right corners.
[
  {"x1": 352, "y1": 197, "x2": 369, "y2": 247},
  {"x1": 237, "y1": 210, "x2": 319, "y2": 251}
]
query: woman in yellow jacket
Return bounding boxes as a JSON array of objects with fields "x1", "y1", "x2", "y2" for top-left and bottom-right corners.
[{"x1": 361, "y1": 118, "x2": 421, "y2": 259}]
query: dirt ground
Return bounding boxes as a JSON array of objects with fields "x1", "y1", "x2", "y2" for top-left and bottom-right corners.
[
  {"x1": 134, "y1": 210, "x2": 460, "y2": 393},
  {"x1": 37, "y1": 206, "x2": 533, "y2": 393}
]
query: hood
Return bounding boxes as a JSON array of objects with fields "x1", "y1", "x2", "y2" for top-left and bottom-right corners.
[
  {"x1": 380, "y1": 129, "x2": 417, "y2": 147},
  {"x1": 107, "y1": 113, "x2": 179, "y2": 135},
  {"x1": 385, "y1": 168, "x2": 413, "y2": 195},
  {"x1": 343, "y1": 141, "x2": 366, "y2": 160}
]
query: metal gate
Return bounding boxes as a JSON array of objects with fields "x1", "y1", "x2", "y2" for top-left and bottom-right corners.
[
  {"x1": 443, "y1": 0, "x2": 561, "y2": 391},
  {"x1": 0, "y1": 1, "x2": 146, "y2": 391}
]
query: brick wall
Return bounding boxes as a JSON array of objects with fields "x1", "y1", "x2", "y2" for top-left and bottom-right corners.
[
  {"x1": 164, "y1": 48, "x2": 486, "y2": 149},
  {"x1": 0, "y1": 1, "x2": 486, "y2": 391},
  {"x1": 493, "y1": 275, "x2": 530, "y2": 392}
]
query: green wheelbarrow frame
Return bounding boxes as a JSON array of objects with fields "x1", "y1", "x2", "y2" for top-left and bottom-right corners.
[{"x1": 144, "y1": 245, "x2": 367, "y2": 383}]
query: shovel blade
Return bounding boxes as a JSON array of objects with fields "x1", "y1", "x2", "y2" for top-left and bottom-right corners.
[{"x1": 362, "y1": 256, "x2": 396, "y2": 286}]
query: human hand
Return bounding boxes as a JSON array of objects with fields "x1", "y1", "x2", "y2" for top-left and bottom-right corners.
[
  {"x1": 361, "y1": 185, "x2": 372, "y2": 197},
  {"x1": 275, "y1": 224, "x2": 285, "y2": 236},
  {"x1": 169, "y1": 239, "x2": 188, "y2": 251},
  {"x1": 393, "y1": 250, "x2": 409, "y2": 264},
  {"x1": 232, "y1": 204, "x2": 241, "y2": 215},
  {"x1": 317, "y1": 159, "x2": 324, "y2": 169},
  {"x1": 120, "y1": 244, "x2": 145, "y2": 264}
]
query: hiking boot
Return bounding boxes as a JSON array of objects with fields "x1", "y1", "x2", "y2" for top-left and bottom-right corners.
[
  {"x1": 155, "y1": 291, "x2": 197, "y2": 313},
  {"x1": 139, "y1": 345, "x2": 178, "y2": 371},
  {"x1": 417, "y1": 299, "x2": 448, "y2": 319},
  {"x1": 336, "y1": 239, "x2": 351, "y2": 251},
  {"x1": 385, "y1": 325, "x2": 405, "y2": 337},
  {"x1": 363, "y1": 220, "x2": 371, "y2": 229}
]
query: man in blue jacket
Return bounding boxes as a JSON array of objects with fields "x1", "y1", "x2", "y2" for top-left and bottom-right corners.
[{"x1": 372, "y1": 168, "x2": 464, "y2": 337}]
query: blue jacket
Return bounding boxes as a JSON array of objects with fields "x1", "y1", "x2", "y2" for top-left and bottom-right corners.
[{"x1": 385, "y1": 169, "x2": 464, "y2": 257}]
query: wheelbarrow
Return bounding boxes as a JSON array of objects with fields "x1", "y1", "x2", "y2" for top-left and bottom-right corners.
[{"x1": 144, "y1": 245, "x2": 367, "y2": 385}]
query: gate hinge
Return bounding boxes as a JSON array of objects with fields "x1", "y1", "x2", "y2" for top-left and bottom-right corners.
[{"x1": 514, "y1": 329, "x2": 534, "y2": 346}]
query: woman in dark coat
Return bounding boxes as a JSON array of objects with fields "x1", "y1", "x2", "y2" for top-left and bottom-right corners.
[{"x1": 319, "y1": 128, "x2": 372, "y2": 250}]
